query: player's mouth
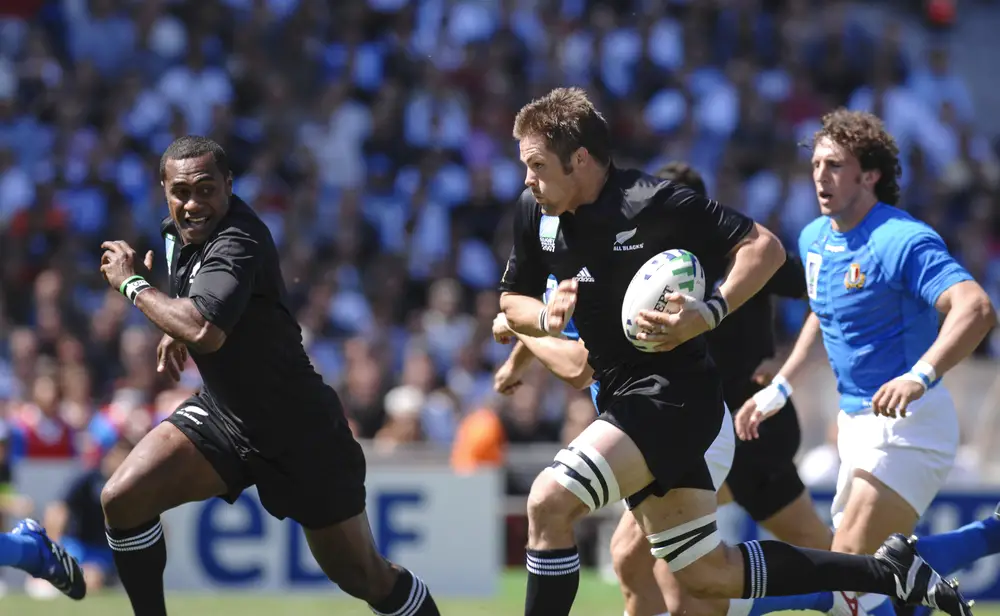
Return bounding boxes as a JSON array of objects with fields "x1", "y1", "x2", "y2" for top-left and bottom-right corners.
[
  {"x1": 817, "y1": 191, "x2": 833, "y2": 204},
  {"x1": 183, "y1": 215, "x2": 211, "y2": 230}
]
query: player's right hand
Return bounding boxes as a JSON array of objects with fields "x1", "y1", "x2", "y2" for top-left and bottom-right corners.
[
  {"x1": 494, "y1": 360, "x2": 523, "y2": 395},
  {"x1": 734, "y1": 377, "x2": 791, "y2": 440},
  {"x1": 156, "y1": 334, "x2": 188, "y2": 382},
  {"x1": 543, "y1": 279, "x2": 577, "y2": 334}
]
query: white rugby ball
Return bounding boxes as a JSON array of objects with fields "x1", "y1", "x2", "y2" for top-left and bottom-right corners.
[{"x1": 622, "y1": 249, "x2": 707, "y2": 352}]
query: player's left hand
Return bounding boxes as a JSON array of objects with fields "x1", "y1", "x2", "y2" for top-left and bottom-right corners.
[
  {"x1": 872, "y1": 377, "x2": 926, "y2": 418},
  {"x1": 100, "y1": 241, "x2": 154, "y2": 290},
  {"x1": 636, "y1": 293, "x2": 711, "y2": 352}
]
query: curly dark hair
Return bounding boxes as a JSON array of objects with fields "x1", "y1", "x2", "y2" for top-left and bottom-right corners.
[
  {"x1": 513, "y1": 87, "x2": 612, "y2": 172},
  {"x1": 812, "y1": 109, "x2": 901, "y2": 206}
]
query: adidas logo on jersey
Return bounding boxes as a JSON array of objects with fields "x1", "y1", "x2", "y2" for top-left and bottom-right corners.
[{"x1": 575, "y1": 267, "x2": 594, "y2": 282}]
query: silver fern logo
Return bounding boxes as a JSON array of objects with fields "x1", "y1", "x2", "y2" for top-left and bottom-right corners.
[{"x1": 614, "y1": 228, "x2": 643, "y2": 251}]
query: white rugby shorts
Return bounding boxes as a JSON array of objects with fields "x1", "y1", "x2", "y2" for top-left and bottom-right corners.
[{"x1": 831, "y1": 384, "x2": 959, "y2": 526}]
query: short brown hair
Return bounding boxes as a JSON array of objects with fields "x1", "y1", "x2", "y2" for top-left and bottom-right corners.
[
  {"x1": 813, "y1": 109, "x2": 901, "y2": 206},
  {"x1": 513, "y1": 87, "x2": 612, "y2": 170},
  {"x1": 654, "y1": 161, "x2": 706, "y2": 197}
]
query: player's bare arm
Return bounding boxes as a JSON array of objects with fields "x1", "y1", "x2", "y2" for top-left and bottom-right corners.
[
  {"x1": 501, "y1": 278, "x2": 578, "y2": 337},
  {"x1": 100, "y1": 240, "x2": 226, "y2": 353},
  {"x1": 100, "y1": 240, "x2": 225, "y2": 353},
  {"x1": 873, "y1": 279, "x2": 996, "y2": 417},
  {"x1": 636, "y1": 223, "x2": 786, "y2": 351},
  {"x1": 514, "y1": 332, "x2": 593, "y2": 390},
  {"x1": 735, "y1": 311, "x2": 821, "y2": 440}
]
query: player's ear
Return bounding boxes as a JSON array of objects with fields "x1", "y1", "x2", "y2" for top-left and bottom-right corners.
[
  {"x1": 225, "y1": 171, "x2": 233, "y2": 196},
  {"x1": 863, "y1": 169, "x2": 881, "y2": 190},
  {"x1": 573, "y1": 147, "x2": 588, "y2": 168}
]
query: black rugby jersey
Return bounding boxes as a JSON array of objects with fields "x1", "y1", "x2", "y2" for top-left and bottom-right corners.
[
  {"x1": 160, "y1": 196, "x2": 345, "y2": 454},
  {"x1": 499, "y1": 166, "x2": 755, "y2": 394}
]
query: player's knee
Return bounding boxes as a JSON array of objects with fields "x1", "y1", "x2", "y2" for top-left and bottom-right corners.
[
  {"x1": 648, "y1": 513, "x2": 732, "y2": 598},
  {"x1": 527, "y1": 468, "x2": 596, "y2": 534},
  {"x1": 101, "y1": 466, "x2": 154, "y2": 529},
  {"x1": 532, "y1": 443, "x2": 622, "y2": 521},
  {"x1": 100, "y1": 471, "x2": 136, "y2": 527}
]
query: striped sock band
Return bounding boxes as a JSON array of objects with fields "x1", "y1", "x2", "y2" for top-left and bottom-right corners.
[
  {"x1": 107, "y1": 520, "x2": 164, "y2": 553},
  {"x1": 739, "y1": 540, "x2": 768, "y2": 599},
  {"x1": 526, "y1": 549, "x2": 581, "y2": 577},
  {"x1": 370, "y1": 574, "x2": 428, "y2": 616}
]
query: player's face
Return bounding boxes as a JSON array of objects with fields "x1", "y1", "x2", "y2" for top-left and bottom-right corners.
[
  {"x1": 519, "y1": 134, "x2": 579, "y2": 216},
  {"x1": 811, "y1": 136, "x2": 869, "y2": 219},
  {"x1": 162, "y1": 154, "x2": 233, "y2": 244}
]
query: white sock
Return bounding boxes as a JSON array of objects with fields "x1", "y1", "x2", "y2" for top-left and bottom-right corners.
[{"x1": 727, "y1": 599, "x2": 754, "y2": 616}]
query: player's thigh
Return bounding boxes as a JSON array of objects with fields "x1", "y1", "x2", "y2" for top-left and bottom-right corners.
[
  {"x1": 102, "y1": 409, "x2": 233, "y2": 527},
  {"x1": 531, "y1": 417, "x2": 654, "y2": 524},
  {"x1": 759, "y1": 490, "x2": 832, "y2": 550},
  {"x1": 832, "y1": 469, "x2": 920, "y2": 555},
  {"x1": 832, "y1": 393, "x2": 957, "y2": 553}
]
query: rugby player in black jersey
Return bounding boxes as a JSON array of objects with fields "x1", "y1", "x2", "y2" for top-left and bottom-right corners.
[
  {"x1": 497, "y1": 87, "x2": 969, "y2": 616},
  {"x1": 98, "y1": 136, "x2": 440, "y2": 616}
]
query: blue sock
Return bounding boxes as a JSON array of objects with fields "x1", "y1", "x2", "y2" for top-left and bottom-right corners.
[
  {"x1": 747, "y1": 592, "x2": 833, "y2": 616},
  {"x1": 914, "y1": 515, "x2": 1000, "y2": 575},
  {"x1": 0, "y1": 532, "x2": 44, "y2": 575}
]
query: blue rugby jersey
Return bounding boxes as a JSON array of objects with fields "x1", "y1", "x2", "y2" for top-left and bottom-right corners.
[{"x1": 798, "y1": 203, "x2": 972, "y2": 414}]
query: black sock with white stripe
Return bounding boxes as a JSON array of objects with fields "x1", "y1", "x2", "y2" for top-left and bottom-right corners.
[
  {"x1": 369, "y1": 567, "x2": 440, "y2": 616},
  {"x1": 107, "y1": 518, "x2": 167, "y2": 616},
  {"x1": 739, "y1": 540, "x2": 896, "y2": 598},
  {"x1": 525, "y1": 547, "x2": 580, "y2": 616}
]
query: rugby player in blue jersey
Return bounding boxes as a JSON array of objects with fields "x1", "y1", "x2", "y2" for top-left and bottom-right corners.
[{"x1": 736, "y1": 109, "x2": 1000, "y2": 616}]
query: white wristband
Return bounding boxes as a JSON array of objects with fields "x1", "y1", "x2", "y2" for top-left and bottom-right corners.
[
  {"x1": 900, "y1": 360, "x2": 936, "y2": 391},
  {"x1": 538, "y1": 306, "x2": 550, "y2": 334},
  {"x1": 751, "y1": 375, "x2": 793, "y2": 414}
]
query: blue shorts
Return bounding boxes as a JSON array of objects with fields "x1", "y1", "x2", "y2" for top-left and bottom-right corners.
[{"x1": 61, "y1": 537, "x2": 115, "y2": 573}]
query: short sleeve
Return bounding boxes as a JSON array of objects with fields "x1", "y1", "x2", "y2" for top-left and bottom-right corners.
[
  {"x1": 897, "y1": 231, "x2": 973, "y2": 308},
  {"x1": 654, "y1": 182, "x2": 755, "y2": 262},
  {"x1": 498, "y1": 193, "x2": 549, "y2": 298},
  {"x1": 188, "y1": 226, "x2": 261, "y2": 334}
]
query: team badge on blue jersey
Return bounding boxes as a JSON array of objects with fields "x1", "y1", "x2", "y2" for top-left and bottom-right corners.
[{"x1": 844, "y1": 262, "x2": 866, "y2": 290}]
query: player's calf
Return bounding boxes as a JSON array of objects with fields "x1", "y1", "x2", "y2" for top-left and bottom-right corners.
[
  {"x1": 525, "y1": 420, "x2": 653, "y2": 616},
  {"x1": 101, "y1": 423, "x2": 230, "y2": 616},
  {"x1": 303, "y1": 511, "x2": 440, "y2": 616}
]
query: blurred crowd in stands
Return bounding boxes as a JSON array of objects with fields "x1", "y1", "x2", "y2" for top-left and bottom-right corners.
[{"x1": 1, "y1": 0, "x2": 998, "y2": 501}]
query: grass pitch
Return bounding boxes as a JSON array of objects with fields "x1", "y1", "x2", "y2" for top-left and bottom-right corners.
[{"x1": 2, "y1": 570, "x2": 998, "y2": 615}]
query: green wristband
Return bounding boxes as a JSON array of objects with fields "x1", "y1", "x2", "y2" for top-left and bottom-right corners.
[{"x1": 119, "y1": 275, "x2": 144, "y2": 296}]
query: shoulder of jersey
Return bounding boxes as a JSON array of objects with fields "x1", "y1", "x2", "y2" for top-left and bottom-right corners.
[
  {"x1": 867, "y1": 204, "x2": 939, "y2": 243},
  {"x1": 215, "y1": 196, "x2": 271, "y2": 241}
]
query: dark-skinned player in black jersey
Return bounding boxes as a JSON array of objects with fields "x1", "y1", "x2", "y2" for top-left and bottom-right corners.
[{"x1": 98, "y1": 135, "x2": 440, "y2": 616}]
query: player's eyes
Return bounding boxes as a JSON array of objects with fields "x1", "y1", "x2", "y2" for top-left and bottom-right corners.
[{"x1": 533, "y1": 163, "x2": 545, "y2": 170}]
